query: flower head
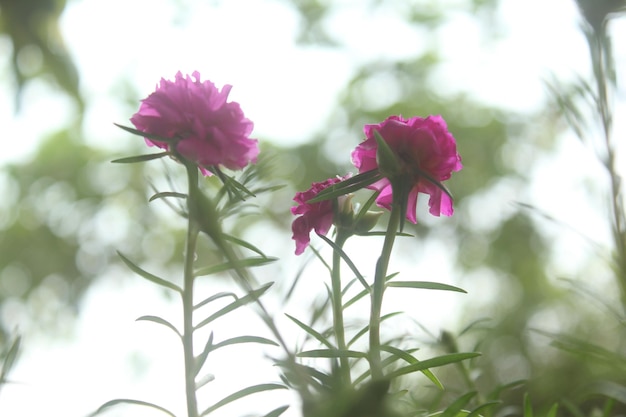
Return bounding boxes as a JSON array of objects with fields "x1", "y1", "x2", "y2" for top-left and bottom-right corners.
[
  {"x1": 130, "y1": 71, "x2": 258, "y2": 175},
  {"x1": 291, "y1": 176, "x2": 346, "y2": 255},
  {"x1": 351, "y1": 115, "x2": 462, "y2": 223}
]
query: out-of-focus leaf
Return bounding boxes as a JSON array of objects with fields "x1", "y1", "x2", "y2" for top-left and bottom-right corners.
[
  {"x1": 387, "y1": 352, "x2": 481, "y2": 379},
  {"x1": 386, "y1": 281, "x2": 467, "y2": 293},
  {"x1": 194, "y1": 256, "x2": 277, "y2": 277},
  {"x1": 89, "y1": 398, "x2": 176, "y2": 417},
  {"x1": 136, "y1": 315, "x2": 181, "y2": 338},
  {"x1": 199, "y1": 383, "x2": 287, "y2": 416},
  {"x1": 262, "y1": 405, "x2": 289, "y2": 417},
  {"x1": 111, "y1": 152, "x2": 170, "y2": 164},
  {"x1": 380, "y1": 344, "x2": 443, "y2": 389}
]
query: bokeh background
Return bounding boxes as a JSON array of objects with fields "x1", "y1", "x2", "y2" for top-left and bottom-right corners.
[{"x1": 0, "y1": 0, "x2": 625, "y2": 416}]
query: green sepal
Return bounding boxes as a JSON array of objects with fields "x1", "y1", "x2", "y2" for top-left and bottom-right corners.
[
  {"x1": 307, "y1": 170, "x2": 382, "y2": 203},
  {"x1": 111, "y1": 151, "x2": 169, "y2": 164},
  {"x1": 114, "y1": 123, "x2": 178, "y2": 144},
  {"x1": 386, "y1": 281, "x2": 467, "y2": 293},
  {"x1": 373, "y1": 130, "x2": 401, "y2": 179}
]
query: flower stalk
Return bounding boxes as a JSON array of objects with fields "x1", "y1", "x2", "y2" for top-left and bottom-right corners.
[
  {"x1": 183, "y1": 163, "x2": 200, "y2": 417},
  {"x1": 331, "y1": 229, "x2": 351, "y2": 385},
  {"x1": 369, "y1": 200, "x2": 401, "y2": 380}
]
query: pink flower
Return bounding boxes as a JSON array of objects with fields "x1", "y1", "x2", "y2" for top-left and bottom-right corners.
[
  {"x1": 351, "y1": 115, "x2": 462, "y2": 223},
  {"x1": 130, "y1": 71, "x2": 258, "y2": 175},
  {"x1": 291, "y1": 176, "x2": 346, "y2": 255}
]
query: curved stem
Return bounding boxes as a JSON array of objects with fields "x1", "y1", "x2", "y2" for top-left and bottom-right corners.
[
  {"x1": 369, "y1": 203, "x2": 401, "y2": 380},
  {"x1": 331, "y1": 230, "x2": 350, "y2": 385},
  {"x1": 183, "y1": 165, "x2": 200, "y2": 417}
]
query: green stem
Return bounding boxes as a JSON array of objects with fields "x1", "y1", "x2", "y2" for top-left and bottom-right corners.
[
  {"x1": 183, "y1": 165, "x2": 200, "y2": 417},
  {"x1": 331, "y1": 230, "x2": 350, "y2": 385},
  {"x1": 369, "y1": 203, "x2": 401, "y2": 380},
  {"x1": 590, "y1": 30, "x2": 626, "y2": 310}
]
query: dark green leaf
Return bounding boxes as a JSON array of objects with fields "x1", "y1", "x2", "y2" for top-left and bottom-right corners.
[
  {"x1": 149, "y1": 191, "x2": 187, "y2": 202},
  {"x1": 200, "y1": 383, "x2": 287, "y2": 416},
  {"x1": 136, "y1": 315, "x2": 181, "y2": 338},
  {"x1": 117, "y1": 252, "x2": 182, "y2": 294},
  {"x1": 386, "y1": 281, "x2": 467, "y2": 293},
  {"x1": 111, "y1": 152, "x2": 169, "y2": 164},
  {"x1": 307, "y1": 170, "x2": 383, "y2": 203},
  {"x1": 114, "y1": 123, "x2": 177, "y2": 144}
]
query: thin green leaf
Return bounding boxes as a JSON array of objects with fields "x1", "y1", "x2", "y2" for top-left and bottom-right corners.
[
  {"x1": 357, "y1": 231, "x2": 414, "y2": 237},
  {"x1": 467, "y1": 401, "x2": 502, "y2": 417},
  {"x1": 285, "y1": 314, "x2": 334, "y2": 349},
  {"x1": 111, "y1": 152, "x2": 170, "y2": 164},
  {"x1": 262, "y1": 405, "x2": 290, "y2": 417},
  {"x1": 117, "y1": 251, "x2": 182, "y2": 294},
  {"x1": 200, "y1": 383, "x2": 287, "y2": 416},
  {"x1": 194, "y1": 332, "x2": 214, "y2": 377},
  {"x1": 194, "y1": 283, "x2": 273, "y2": 330},
  {"x1": 386, "y1": 281, "x2": 467, "y2": 293},
  {"x1": 343, "y1": 287, "x2": 369, "y2": 310},
  {"x1": 90, "y1": 398, "x2": 176, "y2": 417},
  {"x1": 196, "y1": 373, "x2": 215, "y2": 391},
  {"x1": 307, "y1": 170, "x2": 383, "y2": 203},
  {"x1": 114, "y1": 123, "x2": 177, "y2": 144},
  {"x1": 149, "y1": 191, "x2": 187, "y2": 202},
  {"x1": 523, "y1": 393, "x2": 533, "y2": 417},
  {"x1": 223, "y1": 234, "x2": 269, "y2": 258},
  {"x1": 194, "y1": 292, "x2": 238, "y2": 310},
  {"x1": 546, "y1": 403, "x2": 559, "y2": 417},
  {"x1": 211, "y1": 336, "x2": 279, "y2": 352},
  {"x1": 353, "y1": 186, "x2": 382, "y2": 224},
  {"x1": 195, "y1": 257, "x2": 277, "y2": 277},
  {"x1": 136, "y1": 315, "x2": 181, "y2": 338},
  {"x1": 380, "y1": 345, "x2": 443, "y2": 389},
  {"x1": 0, "y1": 335, "x2": 21, "y2": 383},
  {"x1": 387, "y1": 352, "x2": 481, "y2": 379},
  {"x1": 317, "y1": 234, "x2": 369, "y2": 291},
  {"x1": 441, "y1": 392, "x2": 477, "y2": 417},
  {"x1": 297, "y1": 349, "x2": 367, "y2": 359},
  {"x1": 347, "y1": 312, "x2": 403, "y2": 347},
  {"x1": 487, "y1": 379, "x2": 526, "y2": 401}
]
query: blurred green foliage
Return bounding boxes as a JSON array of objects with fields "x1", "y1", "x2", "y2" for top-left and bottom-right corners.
[{"x1": 1, "y1": 0, "x2": 625, "y2": 415}]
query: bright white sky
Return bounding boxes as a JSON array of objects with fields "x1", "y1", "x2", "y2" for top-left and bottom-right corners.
[{"x1": 0, "y1": 0, "x2": 624, "y2": 416}]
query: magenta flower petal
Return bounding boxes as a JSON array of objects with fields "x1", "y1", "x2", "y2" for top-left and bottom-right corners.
[
  {"x1": 351, "y1": 115, "x2": 462, "y2": 223},
  {"x1": 291, "y1": 176, "x2": 348, "y2": 255},
  {"x1": 130, "y1": 71, "x2": 258, "y2": 175}
]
